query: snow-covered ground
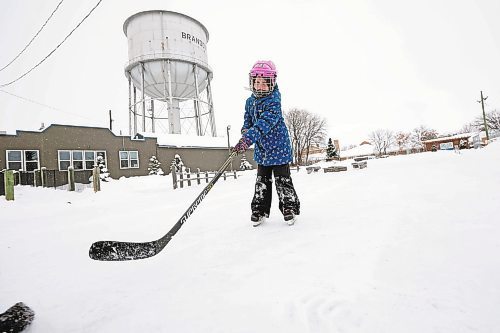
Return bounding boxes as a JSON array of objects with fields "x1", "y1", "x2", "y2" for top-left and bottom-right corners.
[{"x1": 1, "y1": 142, "x2": 500, "y2": 333}]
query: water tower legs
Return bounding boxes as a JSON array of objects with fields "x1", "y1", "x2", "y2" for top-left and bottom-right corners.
[
  {"x1": 126, "y1": 59, "x2": 217, "y2": 136},
  {"x1": 150, "y1": 99, "x2": 155, "y2": 133},
  {"x1": 168, "y1": 99, "x2": 181, "y2": 134},
  {"x1": 141, "y1": 63, "x2": 146, "y2": 132},
  {"x1": 133, "y1": 86, "x2": 137, "y2": 134},
  {"x1": 128, "y1": 75, "x2": 132, "y2": 135},
  {"x1": 193, "y1": 64, "x2": 202, "y2": 136},
  {"x1": 206, "y1": 79, "x2": 217, "y2": 137}
]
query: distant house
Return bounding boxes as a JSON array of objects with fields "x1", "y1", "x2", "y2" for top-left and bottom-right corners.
[
  {"x1": 341, "y1": 141, "x2": 375, "y2": 160},
  {"x1": 302, "y1": 140, "x2": 340, "y2": 163},
  {"x1": 470, "y1": 130, "x2": 499, "y2": 147},
  {"x1": 421, "y1": 133, "x2": 473, "y2": 151},
  {"x1": 0, "y1": 124, "x2": 255, "y2": 179}
]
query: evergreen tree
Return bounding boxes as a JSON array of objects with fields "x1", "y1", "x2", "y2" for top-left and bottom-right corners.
[
  {"x1": 148, "y1": 155, "x2": 164, "y2": 175},
  {"x1": 326, "y1": 138, "x2": 337, "y2": 160},
  {"x1": 239, "y1": 154, "x2": 253, "y2": 170}
]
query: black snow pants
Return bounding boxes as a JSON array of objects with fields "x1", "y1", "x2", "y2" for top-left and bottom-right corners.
[{"x1": 251, "y1": 164, "x2": 300, "y2": 218}]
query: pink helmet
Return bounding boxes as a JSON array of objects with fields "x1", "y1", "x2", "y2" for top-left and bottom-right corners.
[
  {"x1": 249, "y1": 60, "x2": 277, "y2": 78},
  {"x1": 249, "y1": 60, "x2": 277, "y2": 98}
]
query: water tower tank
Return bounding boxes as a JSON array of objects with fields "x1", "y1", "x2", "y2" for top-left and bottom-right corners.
[{"x1": 123, "y1": 10, "x2": 216, "y2": 136}]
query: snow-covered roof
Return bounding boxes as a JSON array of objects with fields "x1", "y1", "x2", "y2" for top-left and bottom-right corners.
[
  {"x1": 0, "y1": 127, "x2": 45, "y2": 135},
  {"x1": 422, "y1": 132, "x2": 474, "y2": 143},
  {"x1": 137, "y1": 132, "x2": 228, "y2": 148},
  {"x1": 340, "y1": 143, "x2": 375, "y2": 158}
]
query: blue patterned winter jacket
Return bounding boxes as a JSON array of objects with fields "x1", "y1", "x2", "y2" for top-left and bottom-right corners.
[{"x1": 241, "y1": 86, "x2": 293, "y2": 166}]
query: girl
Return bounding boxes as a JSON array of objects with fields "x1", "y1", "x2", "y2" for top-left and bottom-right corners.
[{"x1": 233, "y1": 60, "x2": 300, "y2": 226}]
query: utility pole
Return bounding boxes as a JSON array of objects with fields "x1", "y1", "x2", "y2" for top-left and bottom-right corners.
[
  {"x1": 109, "y1": 109, "x2": 113, "y2": 131},
  {"x1": 226, "y1": 125, "x2": 232, "y2": 171},
  {"x1": 477, "y1": 91, "x2": 490, "y2": 142}
]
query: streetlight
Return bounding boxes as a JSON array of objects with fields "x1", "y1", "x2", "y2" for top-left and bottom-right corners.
[{"x1": 227, "y1": 125, "x2": 232, "y2": 170}]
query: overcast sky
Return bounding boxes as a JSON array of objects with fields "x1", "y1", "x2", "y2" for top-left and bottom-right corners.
[{"x1": 1, "y1": 0, "x2": 499, "y2": 146}]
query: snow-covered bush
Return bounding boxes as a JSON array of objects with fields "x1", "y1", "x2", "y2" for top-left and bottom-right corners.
[
  {"x1": 89, "y1": 155, "x2": 110, "y2": 183},
  {"x1": 172, "y1": 154, "x2": 185, "y2": 173},
  {"x1": 240, "y1": 154, "x2": 253, "y2": 170},
  {"x1": 97, "y1": 156, "x2": 110, "y2": 181},
  {"x1": 148, "y1": 155, "x2": 164, "y2": 175}
]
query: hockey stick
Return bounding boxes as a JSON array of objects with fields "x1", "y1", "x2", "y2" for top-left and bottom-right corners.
[{"x1": 89, "y1": 151, "x2": 238, "y2": 261}]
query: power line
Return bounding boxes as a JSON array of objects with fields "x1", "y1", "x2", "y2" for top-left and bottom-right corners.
[
  {"x1": 0, "y1": 0, "x2": 65, "y2": 72},
  {"x1": 0, "y1": 89, "x2": 100, "y2": 122},
  {"x1": 0, "y1": 0, "x2": 103, "y2": 88}
]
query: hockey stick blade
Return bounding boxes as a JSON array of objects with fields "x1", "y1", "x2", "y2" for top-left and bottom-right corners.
[
  {"x1": 89, "y1": 240, "x2": 159, "y2": 261},
  {"x1": 89, "y1": 152, "x2": 237, "y2": 261}
]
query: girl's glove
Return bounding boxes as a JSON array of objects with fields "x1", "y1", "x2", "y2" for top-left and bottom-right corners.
[{"x1": 232, "y1": 137, "x2": 252, "y2": 154}]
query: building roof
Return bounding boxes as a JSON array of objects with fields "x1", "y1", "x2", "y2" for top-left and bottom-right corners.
[
  {"x1": 1, "y1": 123, "x2": 231, "y2": 149},
  {"x1": 138, "y1": 132, "x2": 228, "y2": 148},
  {"x1": 422, "y1": 132, "x2": 473, "y2": 144},
  {"x1": 341, "y1": 142, "x2": 375, "y2": 158}
]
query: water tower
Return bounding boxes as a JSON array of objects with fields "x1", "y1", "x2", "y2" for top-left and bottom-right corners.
[{"x1": 123, "y1": 10, "x2": 217, "y2": 136}]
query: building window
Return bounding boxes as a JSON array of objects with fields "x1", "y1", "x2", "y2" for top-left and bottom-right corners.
[
  {"x1": 6, "y1": 150, "x2": 40, "y2": 171},
  {"x1": 24, "y1": 150, "x2": 40, "y2": 171},
  {"x1": 6, "y1": 150, "x2": 23, "y2": 171},
  {"x1": 119, "y1": 151, "x2": 139, "y2": 169},
  {"x1": 72, "y1": 151, "x2": 84, "y2": 170},
  {"x1": 85, "y1": 151, "x2": 95, "y2": 169},
  {"x1": 59, "y1": 151, "x2": 71, "y2": 170},
  {"x1": 58, "y1": 150, "x2": 107, "y2": 171}
]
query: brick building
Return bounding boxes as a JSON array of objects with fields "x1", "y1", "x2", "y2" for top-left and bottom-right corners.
[{"x1": 0, "y1": 124, "x2": 255, "y2": 179}]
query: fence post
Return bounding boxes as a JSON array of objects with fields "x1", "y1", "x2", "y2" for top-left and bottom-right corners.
[
  {"x1": 171, "y1": 165, "x2": 178, "y2": 189},
  {"x1": 68, "y1": 166, "x2": 75, "y2": 191},
  {"x1": 4, "y1": 170, "x2": 14, "y2": 201},
  {"x1": 179, "y1": 172, "x2": 184, "y2": 188},
  {"x1": 93, "y1": 166, "x2": 101, "y2": 192},
  {"x1": 196, "y1": 168, "x2": 201, "y2": 185},
  {"x1": 223, "y1": 171, "x2": 227, "y2": 181},
  {"x1": 187, "y1": 168, "x2": 191, "y2": 187},
  {"x1": 41, "y1": 167, "x2": 47, "y2": 188},
  {"x1": 205, "y1": 171, "x2": 209, "y2": 183},
  {"x1": 233, "y1": 170, "x2": 237, "y2": 179},
  {"x1": 34, "y1": 170, "x2": 39, "y2": 187}
]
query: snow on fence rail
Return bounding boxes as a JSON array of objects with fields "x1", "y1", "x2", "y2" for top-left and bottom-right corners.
[{"x1": 170, "y1": 166, "x2": 238, "y2": 190}]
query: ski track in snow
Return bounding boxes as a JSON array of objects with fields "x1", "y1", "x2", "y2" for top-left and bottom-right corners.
[{"x1": 286, "y1": 289, "x2": 356, "y2": 333}]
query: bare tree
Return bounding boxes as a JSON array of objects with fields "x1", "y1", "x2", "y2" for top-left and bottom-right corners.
[
  {"x1": 473, "y1": 110, "x2": 500, "y2": 132},
  {"x1": 303, "y1": 113, "x2": 327, "y2": 164},
  {"x1": 410, "y1": 125, "x2": 438, "y2": 149},
  {"x1": 285, "y1": 108, "x2": 327, "y2": 165},
  {"x1": 395, "y1": 131, "x2": 411, "y2": 153},
  {"x1": 458, "y1": 122, "x2": 478, "y2": 134},
  {"x1": 285, "y1": 108, "x2": 307, "y2": 165},
  {"x1": 369, "y1": 129, "x2": 395, "y2": 156}
]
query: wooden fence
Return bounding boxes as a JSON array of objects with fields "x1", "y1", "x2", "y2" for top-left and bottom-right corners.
[
  {"x1": 171, "y1": 166, "x2": 238, "y2": 189},
  {"x1": 2, "y1": 167, "x2": 101, "y2": 200}
]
